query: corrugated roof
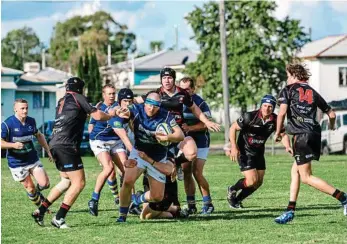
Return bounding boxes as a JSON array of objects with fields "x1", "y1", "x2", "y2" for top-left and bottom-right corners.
[
  {"x1": 297, "y1": 34, "x2": 347, "y2": 58},
  {"x1": 20, "y1": 67, "x2": 71, "y2": 83},
  {"x1": 107, "y1": 49, "x2": 198, "y2": 71},
  {"x1": 1, "y1": 66, "x2": 23, "y2": 75}
]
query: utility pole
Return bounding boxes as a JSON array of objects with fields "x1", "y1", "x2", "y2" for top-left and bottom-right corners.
[
  {"x1": 219, "y1": 0, "x2": 230, "y2": 144},
  {"x1": 107, "y1": 44, "x2": 111, "y2": 67},
  {"x1": 21, "y1": 37, "x2": 25, "y2": 69},
  {"x1": 174, "y1": 25, "x2": 178, "y2": 50}
]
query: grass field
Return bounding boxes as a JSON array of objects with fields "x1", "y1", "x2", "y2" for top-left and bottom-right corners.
[{"x1": 2, "y1": 154, "x2": 347, "y2": 244}]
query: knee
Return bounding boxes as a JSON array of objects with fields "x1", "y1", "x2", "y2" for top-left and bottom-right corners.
[
  {"x1": 245, "y1": 178, "x2": 258, "y2": 188},
  {"x1": 102, "y1": 161, "x2": 114, "y2": 175},
  {"x1": 55, "y1": 177, "x2": 71, "y2": 193},
  {"x1": 185, "y1": 152, "x2": 197, "y2": 162},
  {"x1": 151, "y1": 194, "x2": 164, "y2": 202},
  {"x1": 123, "y1": 176, "x2": 135, "y2": 188},
  {"x1": 300, "y1": 174, "x2": 310, "y2": 185}
]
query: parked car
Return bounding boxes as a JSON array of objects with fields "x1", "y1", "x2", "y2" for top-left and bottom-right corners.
[
  {"x1": 320, "y1": 110, "x2": 347, "y2": 155},
  {"x1": 34, "y1": 121, "x2": 92, "y2": 157}
]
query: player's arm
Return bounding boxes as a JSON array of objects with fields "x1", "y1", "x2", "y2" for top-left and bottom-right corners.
[
  {"x1": 229, "y1": 121, "x2": 241, "y2": 162},
  {"x1": 316, "y1": 93, "x2": 336, "y2": 130},
  {"x1": 280, "y1": 132, "x2": 293, "y2": 155},
  {"x1": 88, "y1": 116, "x2": 96, "y2": 133},
  {"x1": 189, "y1": 103, "x2": 220, "y2": 132},
  {"x1": 275, "y1": 103, "x2": 288, "y2": 141},
  {"x1": 134, "y1": 96, "x2": 144, "y2": 104},
  {"x1": 35, "y1": 131, "x2": 53, "y2": 161},
  {"x1": 113, "y1": 128, "x2": 133, "y2": 152},
  {"x1": 167, "y1": 125, "x2": 185, "y2": 143},
  {"x1": 182, "y1": 122, "x2": 206, "y2": 133},
  {"x1": 1, "y1": 122, "x2": 23, "y2": 149},
  {"x1": 137, "y1": 151, "x2": 174, "y2": 176},
  {"x1": 326, "y1": 109, "x2": 336, "y2": 130},
  {"x1": 1, "y1": 139, "x2": 24, "y2": 149}
]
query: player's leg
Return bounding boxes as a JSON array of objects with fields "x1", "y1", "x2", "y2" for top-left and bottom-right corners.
[
  {"x1": 193, "y1": 147, "x2": 214, "y2": 214},
  {"x1": 109, "y1": 150, "x2": 127, "y2": 204},
  {"x1": 88, "y1": 151, "x2": 115, "y2": 216},
  {"x1": 31, "y1": 161, "x2": 50, "y2": 192},
  {"x1": 275, "y1": 161, "x2": 300, "y2": 224},
  {"x1": 117, "y1": 160, "x2": 144, "y2": 222},
  {"x1": 182, "y1": 161, "x2": 197, "y2": 214}
]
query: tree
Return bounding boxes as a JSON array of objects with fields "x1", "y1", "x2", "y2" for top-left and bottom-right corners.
[
  {"x1": 150, "y1": 41, "x2": 164, "y2": 53},
  {"x1": 49, "y1": 11, "x2": 136, "y2": 72},
  {"x1": 77, "y1": 50, "x2": 102, "y2": 104},
  {"x1": 1, "y1": 27, "x2": 44, "y2": 70},
  {"x1": 185, "y1": 1, "x2": 310, "y2": 111}
]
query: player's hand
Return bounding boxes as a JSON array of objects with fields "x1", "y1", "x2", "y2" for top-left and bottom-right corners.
[
  {"x1": 137, "y1": 151, "x2": 149, "y2": 161},
  {"x1": 230, "y1": 146, "x2": 239, "y2": 162},
  {"x1": 286, "y1": 147, "x2": 293, "y2": 156},
  {"x1": 13, "y1": 142, "x2": 24, "y2": 149},
  {"x1": 117, "y1": 107, "x2": 130, "y2": 119},
  {"x1": 47, "y1": 151, "x2": 54, "y2": 163},
  {"x1": 205, "y1": 121, "x2": 221, "y2": 132},
  {"x1": 155, "y1": 132, "x2": 169, "y2": 142},
  {"x1": 124, "y1": 159, "x2": 137, "y2": 168},
  {"x1": 181, "y1": 123, "x2": 190, "y2": 133},
  {"x1": 273, "y1": 133, "x2": 282, "y2": 143}
]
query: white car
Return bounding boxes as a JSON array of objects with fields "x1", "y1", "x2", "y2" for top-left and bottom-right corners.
[{"x1": 320, "y1": 110, "x2": 347, "y2": 155}]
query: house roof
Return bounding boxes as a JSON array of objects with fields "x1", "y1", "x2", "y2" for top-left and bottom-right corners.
[
  {"x1": 1, "y1": 81, "x2": 18, "y2": 89},
  {"x1": 1, "y1": 66, "x2": 23, "y2": 76},
  {"x1": 297, "y1": 34, "x2": 347, "y2": 59},
  {"x1": 106, "y1": 49, "x2": 198, "y2": 71},
  {"x1": 18, "y1": 67, "x2": 71, "y2": 85}
]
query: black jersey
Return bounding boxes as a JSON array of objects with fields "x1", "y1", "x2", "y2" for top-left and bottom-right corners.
[
  {"x1": 237, "y1": 110, "x2": 278, "y2": 156},
  {"x1": 156, "y1": 86, "x2": 194, "y2": 126},
  {"x1": 49, "y1": 92, "x2": 96, "y2": 148},
  {"x1": 278, "y1": 83, "x2": 331, "y2": 135}
]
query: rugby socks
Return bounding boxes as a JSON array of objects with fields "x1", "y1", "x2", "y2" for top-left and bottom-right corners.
[
  {"x1": 91, "y1": 192, "x2": 100, "y2": 201},
  {"x1": 38, "y1": 199, "x2": 52, "y2": 215},
  {"x1": 187, "y1": 195, "x2": 196, "y2": 208},
  {"x1": 175, "y1": 153, "x2": 189, "y2": 167},
  {"x1": 235, "y1": 187, "x2": 257, "y2": 202},
  {"x1": 332, "y1": 189, "x2": 347, "y2": 203},
  {"x1": 286, "y1": 201, "x2": 296, "y2": 212},
  {"x1": 107, "y1": 179, "x2": 119, "y2": 200},
  {"x1": 202, "y1": 195, "x2": 212, "y2": 206},
  {"x1": 119, "y1": 206, "x2": 129, "y2": 218},
  {"x1": 230, "y1": 178, "x2": 247, "y2": 191},
  {"x1": 27, "y1": 191, "x2": 41, "y2": 206},
  {"x1": 134, "y1": 193, "x2": 148, "y2": 205},
  {"x1": 56, "y1": 203, "x2": 71, "y2": 220}
]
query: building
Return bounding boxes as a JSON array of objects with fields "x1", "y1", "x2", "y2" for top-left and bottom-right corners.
[
  {"x1": 100, "y1": 49, "x2": 198, "y2": 94},
  {"x1": 1, "y1": 64, "x2": 70, "y2": 126},
  {"x1": 297, "y1": 34, "x2": 347, "y2": 102}
]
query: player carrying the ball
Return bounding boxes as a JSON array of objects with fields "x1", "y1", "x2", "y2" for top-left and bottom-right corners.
[{"x1": 110, "y1": 91, "x2": 185, "y2": 223}]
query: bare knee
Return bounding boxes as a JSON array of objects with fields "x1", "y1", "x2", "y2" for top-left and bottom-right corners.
[
  {"x1": 245, "y1": 177, "x2": 258, "y2": 188},
  {"x1": 300, "y1": 174, "x2": 311, "y2": 185},
  {"x1": 123, "y1": 177, "x2": 135, "y2": 188},
  {"x1": 102, "y1": 161, "x2": 114, "y2": 175},
  {"x1": 150, "y1": 193, "x2": 164, "y2": 202}
]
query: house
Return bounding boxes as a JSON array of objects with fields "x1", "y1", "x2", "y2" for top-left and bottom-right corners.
[
  {"x1": 1, "y1": 64, "x2": 70, "y2": 126},
  {"x1": 297, "y1": 34, "x2": 347, "y2": 102},
  {"x1": 100, "y1": 49, "x2": 198, "y2": 94}
]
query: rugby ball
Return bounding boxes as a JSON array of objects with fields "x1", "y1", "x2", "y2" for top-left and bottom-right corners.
[{"x1": 156, "y1": 123, "x2": 173, "y2": 146}]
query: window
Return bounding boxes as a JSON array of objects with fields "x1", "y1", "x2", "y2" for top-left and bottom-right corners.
[
  {"x1": 339, "y1": 67, "x2": 347, "y2": 86},
  {"x1": 33, "y1": 92, "x2": 50, "y2": 109},
  {"x1": 336, "y1": 115, "x2": 341, "y2": 129},
  {"x1": 343, "y1": 114, "x2": 347, "y2": 126},
  {"x1": 321, "y1": 119, "x2": 328, "y2": 131}
]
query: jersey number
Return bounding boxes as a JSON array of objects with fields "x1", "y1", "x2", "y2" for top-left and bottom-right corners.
[{"x1": 298, "y1": 88, "x2": 313, "y2": 104}]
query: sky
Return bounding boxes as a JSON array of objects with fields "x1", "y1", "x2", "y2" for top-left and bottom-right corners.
[{"x1": 1, "y1": 0, "x2": 347, "y2": 53}]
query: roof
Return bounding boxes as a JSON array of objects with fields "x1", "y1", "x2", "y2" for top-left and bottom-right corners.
[
  {"x1": 297, "y1": 34, "x2": 347, "y2": 59},
  {"x1": 106, "y1": 49, "x2": 198, "y2": 71},
  {"x1": 20, "y1": 67, "x2": 71, "y2": 83},
  {"x1": 16, "y1": 85, "x2": 59, "y2": 92},
  {"x1": 1, "y1": 66, "x2": 23, "y2": 76},
  {"x1": 1, "y1": 81, "x2": 18, "y2": 89}
]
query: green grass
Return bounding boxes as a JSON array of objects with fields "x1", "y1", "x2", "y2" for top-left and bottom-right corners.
[{"x1": 2, "y1": 155, "x2": 347, "y2": 244}]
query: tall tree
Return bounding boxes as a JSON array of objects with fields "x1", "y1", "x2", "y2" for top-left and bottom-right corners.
[
  {"x1": 1, "y1": 27, "x2": 44, "y2": 70},
  {"x1": 49, "y1": 11, "x2": 136, "y2": 72},
  {"x1": 149, "y1": 41, "x2": 164, "y2": 53},
  {"x1": 185, "y1": 1, "x2": 310, "y2": 111}
]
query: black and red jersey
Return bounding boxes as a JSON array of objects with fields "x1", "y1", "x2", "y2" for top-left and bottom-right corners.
[
  {"x1": 156, "y1": 86, "x2": 194, "y2": 126},
  {"x1": 49, "y1": 92, "x2": 96, "y2": 148},
  {"x1": 237, "y1": 110, "x2": 279, "y2": 156},
  {"x1": 278, "y1": 83, "x2": 331, "y2": 135}
]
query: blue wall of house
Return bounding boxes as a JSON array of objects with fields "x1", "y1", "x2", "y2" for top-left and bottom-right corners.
[
  {"x1": 1, "y1": 89, "x2": 16, "y2": 122},
  {"x1": 15, "y1": 91, "x2": 57, "y2": 127},
  {"x1": 135, "y1": 71, "x2": 159, "y2": 85}
]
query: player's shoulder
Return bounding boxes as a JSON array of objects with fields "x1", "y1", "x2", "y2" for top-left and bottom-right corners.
[
  {"x1": 243, "y1": 110, "x2": 258, "y2": 119},
  {"x1": 26, "y1": 116, "x2": 36, "y2": 124},
  {"x1": 2, "y1": 115, "x2": 15, "y2": 126},
  {"x1": 192, "y1": 94, "x2": 205, "y2": 104}
]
